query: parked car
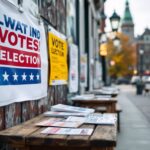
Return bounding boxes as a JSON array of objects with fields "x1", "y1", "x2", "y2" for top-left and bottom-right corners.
[
  {"x1": 116, "y1": 77, "x2": 130, "y2": 85},
  {"x1": 142, "y1": 76, "x2": 150, "y2": 83}
]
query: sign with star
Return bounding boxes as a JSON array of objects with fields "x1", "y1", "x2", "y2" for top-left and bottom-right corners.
[{"x1": 0, "y1": 1, "x2": 48, "y2": 106}]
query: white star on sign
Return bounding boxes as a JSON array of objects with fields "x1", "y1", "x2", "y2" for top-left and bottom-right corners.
[
  {"x1": 36, "y1": 74, "x2": 40, "y2": 80},
  {"x1": 13, "y1": 72, "x2": 18, "y2": 81},
  {"x1": 3, "y1": 71, "x2": 9, "y2": 81},
  {"x1": 29, "y1": 73, "x2": 34, "y2": 80},
  {"x1": 22, "y1": 72, "x2": 27, "y2": 81}
]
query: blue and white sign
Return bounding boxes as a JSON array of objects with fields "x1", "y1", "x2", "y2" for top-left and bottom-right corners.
[{"x1": 0, "y1": 0, "x2": 48, "y2": 106}]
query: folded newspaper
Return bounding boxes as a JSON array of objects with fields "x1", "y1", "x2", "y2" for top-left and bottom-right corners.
[
  {"x1": 66, "y1": 113, "x2": 117, "y2": 125},
  {"x1": 35, "y1": 119, "x2": 83, "y2": 128},
  {"x1": 51, "y1": 104, "x2": 95, "y2": 114},
  {"x1": 41, "y1": 127, "x2": 93, "y2": 135},
  {"x1": 44, "y1": 111, "x2": 89, "y2": 117}
]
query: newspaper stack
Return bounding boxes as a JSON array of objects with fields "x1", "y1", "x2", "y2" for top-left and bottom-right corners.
[
  {"x1": 66, "y1": 113, "x2": 117, "y2": 125},
  {"x1": 51, "y1": 104, "x2": 95, "y2": 114},
  {"x1": 41, "y1": 127, "x2": 93, "y2": 135}
]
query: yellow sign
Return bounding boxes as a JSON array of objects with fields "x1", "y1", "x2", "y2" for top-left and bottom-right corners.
[
  {"x1": 48, "y1": 32, "x2": 68, "y2": 85},
  {"x1": 100, "y1": 43, "x2": 107, "y2": 56}
]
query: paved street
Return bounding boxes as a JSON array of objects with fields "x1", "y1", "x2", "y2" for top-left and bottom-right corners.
[{"x1": 116, "y1": 85, "x2": 150, "y2": 150}]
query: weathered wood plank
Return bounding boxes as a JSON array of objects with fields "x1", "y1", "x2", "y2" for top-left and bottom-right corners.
[
  {"x1": 29, "y1": 101, "x2": 38, "y2": 119},
  {"x1": 0, "y1": 107, "x2": 5, "y2": 130},
  {"x1": 22, "y1": 101, "x2": 31, "y2": 122},
  {"x1": 22, "y1": 101, "x2": 39, "y2": 122},
  {"x1": 0, "y1": 115, "x2": 43, "y2": 145},
  {"x1": 90, "y1": 125, "x2": 117, "y2": 147},
  {"x1": 5, "y1": 103, "x2": 21, "y2": 128},
  {"x1": 38, "y1": 98, "x2": 47, "y2": 114}
]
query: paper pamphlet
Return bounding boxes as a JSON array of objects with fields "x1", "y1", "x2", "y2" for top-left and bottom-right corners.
[
  {"x1": 41, "y1": 127, "x2": 93, "y2": 135},
  {"x1": 66, "y1": 113, "x2": 117, "y2": 125},
  {"x1": 44, "y1": 111, "x2": 89, "y2": 117},
  {"x1": 51, "y1": 104, "x2": 95, "y2": 114},
  {"x1": 36, "y1": 119, "x2": 83, "y2": 128}
]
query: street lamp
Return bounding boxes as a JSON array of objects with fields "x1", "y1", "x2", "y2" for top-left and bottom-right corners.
[
  {"x1": 110, "y1": 10, "x2": 121, "y2": 49},
  {"x1": 99, "y1": 10, "x2": 120, "y2": 86},
  {"x1": 109, "y1": 10, "x2": 121, "y2": 32}
]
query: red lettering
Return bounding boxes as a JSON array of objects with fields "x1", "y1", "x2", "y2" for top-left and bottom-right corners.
[
  {"x1": 0, "y1": 28, "x2": 8, "y2": 43},
  {"x1": 0, "y1": 28, "x2": 40, "y2": 52},
  {"x1": 18, "y1": 34, "x2": 26, "y2": 48},
  {"x1": 33, "y1": 39, "x2": 39, "y2": 51},
  {"x1": 0, "y1": 45, "x2": 41, "y2": 68},
  {"x1": 8, "y1": 32, "x2": 18, "y2": 46},
  {"x1": 27, "y1": 37, "x2": 33, "y2": 50}
]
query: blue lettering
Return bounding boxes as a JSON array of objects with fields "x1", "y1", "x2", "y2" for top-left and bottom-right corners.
[
  {"x1": 4, "y1": 15, "x2": 28, "y2": 34},
  {"x1": 4, "y1": 15, "x2": 15, "y2": 30},
  {"x1": 22, "y1": 23, "x2": 27, "y2": 34},
  {"x1": 15, "y1": 21, "x2": 23, "y2": 33},
  {"x1": 30, "y1": 26, "x2": 40, "y2": 39}
]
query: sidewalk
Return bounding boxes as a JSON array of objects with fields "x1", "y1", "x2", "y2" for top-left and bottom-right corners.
[{"x1": 116, "y1": 85, "x2": 150, "y2": 150}]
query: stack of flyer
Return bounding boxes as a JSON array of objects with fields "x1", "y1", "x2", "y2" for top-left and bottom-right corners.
[
  {"x1": 66, "y1": 113, "x2": 117, "y2": 125},
  {"x1": 43, "y1": 111, "x2": 90, "y2": 117},
  {"x1": 40, "y1": 104, "x2": 95, "y2": 136},
  {"x1": 35, "y1": 118, "x2": 83, "y2": 128},
  {"x1": 41, "y1": 127, "x2": 93, "y2": 136},
  {"x1": 50, "y1": 104, "x2": 95, "y2": 114}
]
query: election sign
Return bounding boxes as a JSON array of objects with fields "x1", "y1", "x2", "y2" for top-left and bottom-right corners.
[
  {"x1": 68, "y1": 44, "x2": 78, "y2": 93},
  {"x1": 48, "y1": 26, "x2": 68, "y2": 85},
  {"x1": 0, "y1": 0, "x2": 48, "y2": 106}
]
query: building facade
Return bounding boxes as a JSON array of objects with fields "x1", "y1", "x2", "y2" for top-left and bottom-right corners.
[{"x1": 136, "y1": 28, "x2": 150, "y2": 75}]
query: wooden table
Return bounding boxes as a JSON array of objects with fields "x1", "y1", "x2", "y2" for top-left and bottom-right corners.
[
  {"x1": 0, "y1": 114, "x2": 117, "y2": 150},
  {"x1": 72, "y1": 97, "x2": 117, "y2": 113}
]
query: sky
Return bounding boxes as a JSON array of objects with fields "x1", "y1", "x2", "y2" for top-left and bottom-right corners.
[{"x1": 105, "y1": 0, "x2": 150, "y2": 37}]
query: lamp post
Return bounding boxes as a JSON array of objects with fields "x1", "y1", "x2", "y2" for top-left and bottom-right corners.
[
  {"x1": 99, "y1": 10, "x2": 120, "y2": 86},
  {"x1": 136, "y1": 49, "x2": 144, "y2": 95},
  {"x1": 110, "y1": 10, "x2": 121, "y2": 50},
  {"x1": 100, "y1": 43, "x2": 107, "y2": 85},
  {"x1": 109, "y1": 10, "x2": 121, "y2": 32},
  {"x1": 139, "y1": 49, "x2": 144, "y2": 79}
]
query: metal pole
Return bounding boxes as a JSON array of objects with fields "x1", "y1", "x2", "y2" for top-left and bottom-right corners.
[
  {"x1": 139, "y1": 50, "x2": 144, "y2": 80},
  {"x1": 101, "y1": 56, "x2": 107, "y2": 85}
]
